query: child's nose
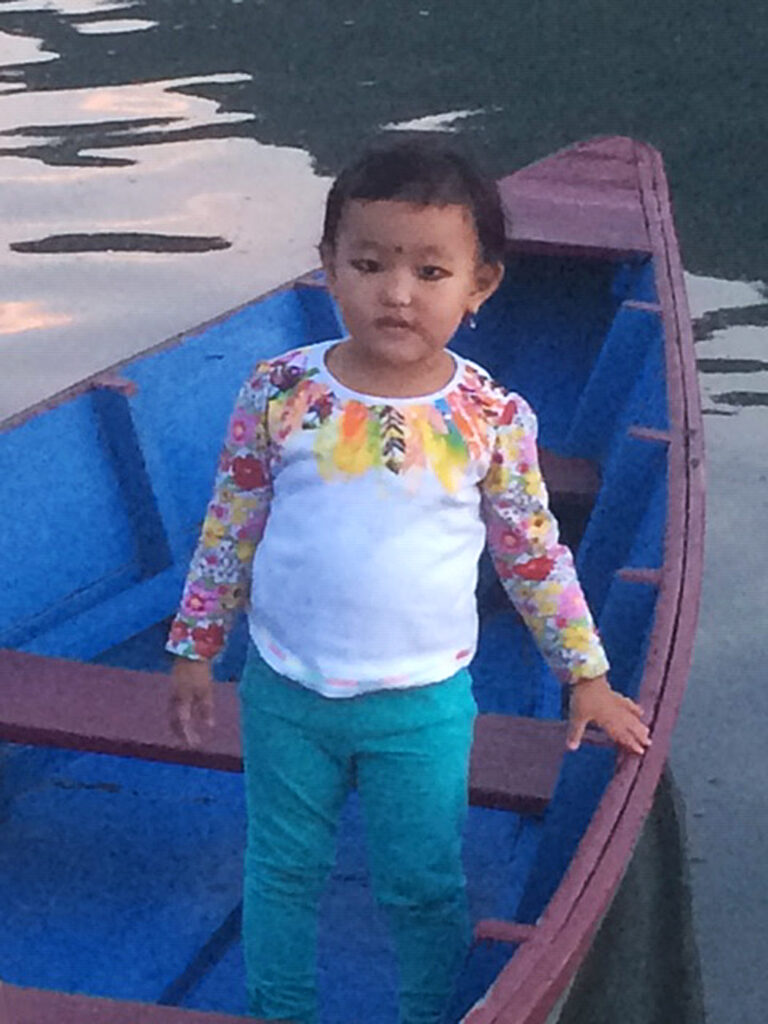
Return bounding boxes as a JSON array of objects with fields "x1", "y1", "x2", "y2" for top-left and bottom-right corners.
[{"x1": 380, "y1": 268, "x2": 413, "y2": 306}]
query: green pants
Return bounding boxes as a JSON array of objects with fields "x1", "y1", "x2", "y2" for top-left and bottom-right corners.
[{"x1": 239, "y1": 646, "x2": 477, "y2": 1024}]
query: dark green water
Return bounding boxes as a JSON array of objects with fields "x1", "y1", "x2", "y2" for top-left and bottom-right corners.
[
  {"x1": 1, "y1": 2, "x2": 767, "y2": 1021},
  {"x1": 2, "y1": 0, "x2": 767, "y2": 277}
]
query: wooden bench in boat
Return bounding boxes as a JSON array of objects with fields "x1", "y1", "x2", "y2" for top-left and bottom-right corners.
[
  {"x1": 0, "y1": 450, "x2": 605, "y2": 821},
  {"x1": 538, "y1": 447, "x2": 600, "y2": 504},
  {"x1": 0, "y1": 981, "x2": 254, "y2": 1024},
  {"x1": 0, "y1": 647, "x2": 598, "y2": 818}
]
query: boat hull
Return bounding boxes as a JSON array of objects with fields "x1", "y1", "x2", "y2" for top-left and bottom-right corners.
[{"x1": 0, "y1": 137, "x2": 704, "y2": 1024}]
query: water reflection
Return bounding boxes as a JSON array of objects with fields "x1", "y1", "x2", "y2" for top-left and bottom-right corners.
[
  {"x1": 697, "y1": 359, "x2": 768, "y2": 374},
  {"x1": 0, "y1": 27, "x2": 57, "y2": 89},
  {"x1": 72, "y1": 18, "x2": 156, "y2": 34},
  {"x1": 693, "y1": 303, "x2": 768, "y2": 344},
  {"x1": 0, "y1": 299, "x2": 72, "y2": 334},
  {"x1": 382, "y1": 109, "x2": 487, "y2": 133},
  {"x1": 709, "y1": 392, "x2": 768, "y2": 408},
  {"x1": 1, "y1": 0, "x2": 766, "y2": 279},
  {"x1": 0, "y1": 127, "x2": 328, "y2": 419},
  {"x1": 0, "y1": 10, "x2": 329, "y2": 418},
  {"x1": 686, "y1": 274, "x2": 768, "y2": 415},
  {"x1": 1, "y1": 0, "x2": 136, "y2": 14},
  {"x1": 11, "y1": 231, "x2": 230, "y2": 252},
  {"x1": 1, "y1": 0, "x2": 766, "y2": 422},
  {"x1": 0, "y1": 72, "x2": 255, "y2": 167}
]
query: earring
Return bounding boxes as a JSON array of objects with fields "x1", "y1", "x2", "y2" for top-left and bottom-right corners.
[{"x1": 465, "y1": 311, "x2": 477, "y2": 330}]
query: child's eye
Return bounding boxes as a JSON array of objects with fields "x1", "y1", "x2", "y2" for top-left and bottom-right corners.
[
  {"x1": 350, "y1": 258, "x2": 380, "y2": 274},
  {"x1": 419, "y1": 265, "x2": 450, "y2": 281}
]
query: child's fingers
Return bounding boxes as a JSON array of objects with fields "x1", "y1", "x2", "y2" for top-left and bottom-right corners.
[
  {"x1": 625, "y1": 709, "x2": 651, "y2": 742},
  {"x1": 622, "y1": 695, "x2": 645, "y2": 718},
  {"x1": 631, "y1": 721, "x2": 651, "y2": 749},
  {"x1": 566, "y1": 716, "x2": 587, "y2": 751},
  {"x1": 170, "y1": 695, "x2": 199, "y2": 747},
  {"x1": 617, "y1": 719, "x2": 651, "y2": 755}
]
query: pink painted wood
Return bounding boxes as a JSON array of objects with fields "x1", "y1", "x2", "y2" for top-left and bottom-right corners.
[
  {"x1": 470, "y1": 715, "x2": 567, "y2": 816},
  {"x1": 0, "y1": 648, "x2": 243, "y2": 771},
  {"x1": 513, "y1": 154, "x2": 641, "y2": 190},
  {"x1": 0, "y1": 982, "x2": 255, "y2": 1023},
  {"x1": 627, "y1": 425, "x2": 673, "y2": 444},
  {"x1": 616, "y1": 567, "x2": 663, "y2": 586},
  {"x1": 498, "y1": 137, "x2": 653, "y2": 257},
  {"x1": 0, "y1": 649, "x2": 567, "y2": 817},
  {"x1": 474, "y1": 921, "x2": 537, "y2": 945},
  {"x1": 460, "y1": 140, "x2": 705, "y2": 1024},
  {"x1": 89, "y1": 373, "x2": 139, "y2": 397},
  {"x1": 538, "y1": 448, "x2": 600, "y2": 500}
]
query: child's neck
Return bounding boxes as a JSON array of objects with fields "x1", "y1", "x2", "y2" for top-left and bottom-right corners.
[{"x1": 325, "y1": 341, "x2": 456, "y2": 399}]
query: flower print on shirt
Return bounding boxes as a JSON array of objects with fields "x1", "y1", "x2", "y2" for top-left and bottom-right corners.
[
  {"x1": 168, "y1": 364, "x2": 273, "y2": 661},
  {"x1": 379, "y1": 405, "x2": 407, "y2": 473},
  {"x1": 167, "y1": 341, "x2": 609, "y2": 685},
  {"x1": 480, "y1": 392, "x2": 609, "y2": 684},
  {"x1": 262, "y1": 348, "x2": 484, "y2": 492}
]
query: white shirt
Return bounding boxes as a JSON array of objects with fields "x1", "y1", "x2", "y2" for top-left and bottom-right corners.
[{"x1": 167, "y1": 339, "x2": 609, "y2": 696}]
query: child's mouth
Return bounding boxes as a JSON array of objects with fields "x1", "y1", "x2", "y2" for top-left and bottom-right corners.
[{"x1": 375, "y1": 317, "x2": 414, "y2": 331}]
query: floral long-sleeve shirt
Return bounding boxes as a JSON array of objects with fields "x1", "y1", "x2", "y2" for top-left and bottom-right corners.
[{"x1": 166, "y1": 339, "x2": 608, "y2": 697}]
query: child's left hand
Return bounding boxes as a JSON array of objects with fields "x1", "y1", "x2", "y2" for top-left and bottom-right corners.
[{"x1": 566, "y1": 674, "x2": 651, "y2": 756}]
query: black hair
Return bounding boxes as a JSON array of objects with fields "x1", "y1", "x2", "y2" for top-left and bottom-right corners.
[{"x1": 320, "y1": 136, "x2": 507, "y2": 265}]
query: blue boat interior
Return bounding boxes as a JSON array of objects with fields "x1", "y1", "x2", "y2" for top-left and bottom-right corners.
[{"x1": 0, "y1": 251, "x2": 668, "y2": 1021}]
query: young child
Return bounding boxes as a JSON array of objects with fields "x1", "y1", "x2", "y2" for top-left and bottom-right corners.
[{"x1": 166, "y1": 138, "x2": 650, "y2": 1024}]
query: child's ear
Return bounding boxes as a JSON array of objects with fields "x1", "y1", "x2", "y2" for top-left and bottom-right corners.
[{"x1": 473, "y1": 261, "x2": 504, "y2": 305}]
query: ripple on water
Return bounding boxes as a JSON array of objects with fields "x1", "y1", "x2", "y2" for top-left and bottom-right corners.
[
  {"x1": 0, "y1": 59, "x2": 328, "y2": 420},
  {"x1": 381, "y1": 109, "x2": 487, "y2": 133},
  {"x1": 11, "y1": 232, "x2": 231, "y2": 253},
  {"x1": 686, "y1": 273, "x2": 768, "y2": 415},
  {"x1": 71, "y1": 19, "x2": 158, "y2": 35},
  {"x1": 0, "y1": 28, "x2": 58, "y2": 86},
  {"x1": 0, "y1": 1, "x2": 137, "y2": 13},
  {"x1": 0, "y1": 72, "x2": 257, "y2": 172}
]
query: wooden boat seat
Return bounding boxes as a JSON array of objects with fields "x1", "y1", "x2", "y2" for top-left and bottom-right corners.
[
  {"x1": 0, "y1": 648, "x2": 592, "y2": 818},
  {"x1": 0, "y1": 981, "x2": 251, "y2": 1024},
  {"x1": 538, "y1": 447, "x2": 600, "y2": 503}
]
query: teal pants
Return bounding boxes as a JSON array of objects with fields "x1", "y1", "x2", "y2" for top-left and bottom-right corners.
[{"x1": 239, "y1": 646, "x2": 477, "y2": 1024}]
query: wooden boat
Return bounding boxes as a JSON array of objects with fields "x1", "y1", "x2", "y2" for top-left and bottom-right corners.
[{"x1": 0, "y1": 136, "x2": 704, "y2": 1024}]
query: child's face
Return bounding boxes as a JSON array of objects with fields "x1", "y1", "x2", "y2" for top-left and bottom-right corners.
[{"x1": 322, "y1": 199, "x2": 503, "y2": 374}]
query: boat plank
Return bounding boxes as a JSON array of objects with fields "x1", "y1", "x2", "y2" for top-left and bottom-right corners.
[
  {"x1": 539, "y1": 449, "x2": 600, "y2": 500},
  {"x1": 501, "y1": 176, "x2": 642, "y2": 207},
  {"x1": 0, "y1": 649, "x2": 243, "y2": 771},
  {"x1": 474, "y1": 920, "x2": 537, "y2": 944},
  {"x1": 498, "y1": 135, "x2": 651, "y2": 254},
  {"x1": 1, "y1": 982, "x2": 250, "y2": 1024},
  {"x1": 0, "y1": 650, "x2": 571, "y2": 817},
  {"x1": 499, "y1": 189, "x2": 651, "y2": 255},
  {"x1": 470, "y1": 715, "x2": 567, "y2": 816},
  {"x1": 516, "y1": 155, "x2": 640, "y2": 190}
]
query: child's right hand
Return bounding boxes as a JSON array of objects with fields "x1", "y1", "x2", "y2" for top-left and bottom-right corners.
[{"x1": 169, "y1": 657, "x2": 215, "y2": 747}]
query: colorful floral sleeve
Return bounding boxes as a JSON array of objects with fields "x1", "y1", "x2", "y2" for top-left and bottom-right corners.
[
  {"x1": 480, "y1": 394, "x2": 609, "y2": 684},
  {"x1": 166, "y1": 365, "x2": 273, "y2": 661}
]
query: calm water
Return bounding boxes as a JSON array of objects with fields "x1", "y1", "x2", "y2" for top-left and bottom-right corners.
[{"x1": 1, "y1": 1, "x2": 767, "y2": 1020}]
